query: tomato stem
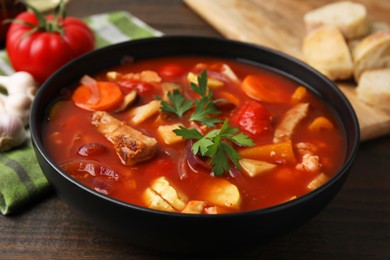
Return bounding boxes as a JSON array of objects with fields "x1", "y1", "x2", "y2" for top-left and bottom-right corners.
[{"x1": 13, "y1": 0, "x2": 67, "y2": 35}]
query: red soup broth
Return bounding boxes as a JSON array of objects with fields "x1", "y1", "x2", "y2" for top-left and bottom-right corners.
[{"x1": 43, "y1": 56, "x2": 346, "y2": 214}]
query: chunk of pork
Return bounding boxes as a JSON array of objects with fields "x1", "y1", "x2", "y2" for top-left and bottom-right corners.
[
  {"x1": 273, "y1": 103, "x2": 309, "y2": 143},
  {"x1": 91, "y1": 111, "x2": 157, "y2": 165}
]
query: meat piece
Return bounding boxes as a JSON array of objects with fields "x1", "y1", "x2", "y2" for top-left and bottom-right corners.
[
  {"x1": 296, "y1": 153, "x2": 322, "y2": 172},
  {"x1": 273, "y1": 103, "x2": 309, "y2": 143},
  {"x1": 91, "y1": 111, "x2": 157, "y2": 165}
]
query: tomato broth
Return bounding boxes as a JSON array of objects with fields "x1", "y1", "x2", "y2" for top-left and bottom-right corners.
[{"x1": 43, "y1": 56, "x2": 346, "y2": 214}]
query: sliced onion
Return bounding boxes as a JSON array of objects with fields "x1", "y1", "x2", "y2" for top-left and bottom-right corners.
[
  {"x1": 81, "y1": 75, "x2": 100, "y2": 104},
  {"x1": 185, "y1": 140, "x2": 212, "y2": 173}
]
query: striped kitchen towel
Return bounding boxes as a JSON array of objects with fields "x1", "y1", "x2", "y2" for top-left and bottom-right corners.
[{"x1": 0, "y1": 11, "x2": 161, "y2": 215}]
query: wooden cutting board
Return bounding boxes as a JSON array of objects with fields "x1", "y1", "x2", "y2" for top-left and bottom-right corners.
[{"x1": 184, "y1": 0, "x2": 390, "y2": 141}]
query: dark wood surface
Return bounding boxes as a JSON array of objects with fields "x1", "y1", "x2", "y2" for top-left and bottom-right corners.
[{"x1": 1, "y1": 1, "x2": 389, "y2": 259}]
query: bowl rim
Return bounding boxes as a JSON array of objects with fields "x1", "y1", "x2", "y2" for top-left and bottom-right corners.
[{"x1": 30, "y1": 35, "x2": 360, "y2": 218}]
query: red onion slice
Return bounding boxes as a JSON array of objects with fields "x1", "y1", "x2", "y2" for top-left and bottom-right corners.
[{"x1": 81, "y1": 75, "x2": 100, "y2": 104}]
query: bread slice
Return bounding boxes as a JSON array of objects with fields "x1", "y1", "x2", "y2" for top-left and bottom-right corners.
[
  {"x1": 302, "y1": 25, "x2": 353, "y2": 80},
  {"x1": 356, "y1": 68, "x2": 390, "y2": 113},
  {"x1": 304, "y1": 1, "x2": 368, "y2": 40},
  {"x1": 353, "y1": 31, "x2": 390, "y2": 82}
]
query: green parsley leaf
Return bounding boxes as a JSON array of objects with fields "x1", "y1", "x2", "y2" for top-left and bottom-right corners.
[
  {"x1": 188, "y1": 71, "x2": 223, "y2": 128},
  {"x1": 174, "y1": 119, "x2": 254, "y2": 176},
  {"x1": 190, "y1": 98, "x2": 222, "y2": 128},
  {"x1": 173, "y1": 126, "x2": 203, "y2": 139},
  {"x1": 190, "y1": 70, "x2": 210, "y2": 98},
  {"x1": 160, "y1": 89, "x2": 194, "y2": 117}
]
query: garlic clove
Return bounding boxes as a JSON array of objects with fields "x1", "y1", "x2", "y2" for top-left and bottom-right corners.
[{"x1": 0, "y1": 113, "x2": 27, "y2": 152}]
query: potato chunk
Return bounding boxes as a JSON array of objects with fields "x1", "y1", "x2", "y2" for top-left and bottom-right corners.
[
  {"x1": 239, "y1": 158, "x2": 276, "y2": 177},
  {"x1": 307, "y1": 173, "x2": 329, "y2": 191},
  {"x1": 129, "y1": 100, "x2": 161, "y2": 124},
  {"x1": 187, "y1": 72, "x2": 224, "y2": 88},
  {"x1": 150, "y1": 177, "x2": 188, "y2": 211},
  {"x1": 157, "y1": 123, "x2": 184, "y2": 145},
  {"x1": 143, "y1": 188, "x2": 175, "y2": 212},
  {"x1": 199, "y1": 179, "x2": 241, "y2": 210}
]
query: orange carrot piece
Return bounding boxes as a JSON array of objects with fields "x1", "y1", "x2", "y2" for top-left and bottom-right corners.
[
  {"x1": 72, "y1": 81, "x2": 124, "y2": 111},
  {"x1": 291, "y1": 86, "x2": 308, "y2": 103},
  {"x1": 308, "y1": 116, "x2": 335, "y2": 131},
  {"x1": 241, "y1": 74, "x2": 289, "y2": 103},
  {"x1": 216, "y1": 91, "x2": 241, "y2": 107},
  {"x1": 238, "y1": 140, "x2": 296, "y2": 165}
]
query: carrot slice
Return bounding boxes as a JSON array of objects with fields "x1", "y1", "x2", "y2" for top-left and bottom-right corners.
[
  {"x1": 241, "y1": 74, "x2": 290, "y2": 103},
  {"x1": 72, "y1": 81, "x2": 124, "y2": 111},
  {"x1": 215, "y1": 91, "x2": 241, "y2": 107},
  {"x1": 291, "y1": 86, "x2": 308, "y2": 103},
  {"x1": 238, "y1": 140, "x2": 296, "y2": 165},
  {"x1": 308, "y1": 116, "x2": 335, "y2": 131}
]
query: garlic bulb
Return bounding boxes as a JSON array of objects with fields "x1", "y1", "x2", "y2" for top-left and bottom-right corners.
[
  {"x1": 0, "y1": 113, "x2": 27, "y2": 152},
  {"x1": 0, "y1": 72, "x2": 37, "y2": 126}
]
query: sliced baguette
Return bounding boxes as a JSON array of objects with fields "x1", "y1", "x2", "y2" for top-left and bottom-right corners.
[
  {"x1": 353, "y1": 31, "x2": 390, "y2": 82},
  {"x1": 302, "y1": 25, "x2": 353, "y2": 80},
  {"x1": 304, "y1": 1, "x2": 369, "y2": 40},
  {"x1": 356, "y1": 68, "x2": 390, "y2": 113}
]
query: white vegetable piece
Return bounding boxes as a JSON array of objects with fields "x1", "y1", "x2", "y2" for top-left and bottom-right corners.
[
  {"x1": 199, "y1": 178, "x2": 241, "y2": 210},
  {"x1": 239, "y1": 158, "x2": 276, "y2": 177},
  {"x1": 0, "y1": 113, "x2": 27, "y2": 152},
  {"x1": 0, "y1": 72, "x2": 38, "y2": 126},
  {"x1": 150, "y1": 176, "x2": 188, "y2": 211},
  {"x1": 157, "y1": 123, "x2": 184, "y2": 144},
  {"x1": 129, "y1": 100, "x2": 161, "y2": 124},
  {"x1": 143, "y1": 188, "x2": 175, "y2": 212}
]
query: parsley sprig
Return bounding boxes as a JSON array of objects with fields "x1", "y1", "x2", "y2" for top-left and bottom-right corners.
[
  {"x1": 160, "y1": 70, "x2": 223, "y2": 128},
  {"x1": 174, "y1": 119, "x2": 254, "y2": 176},
  {"x1": 160, "y1": 89, "x2": 193, "y2": 117}
]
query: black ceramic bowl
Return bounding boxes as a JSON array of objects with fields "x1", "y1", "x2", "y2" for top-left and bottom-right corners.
[{"x1": 30, "y1": 36, "x2": 359, "y2": 253}]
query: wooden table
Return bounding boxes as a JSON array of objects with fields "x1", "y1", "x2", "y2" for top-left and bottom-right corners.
[{"x1": 1, "y1": 1, "x2": 389, "y2": 259}]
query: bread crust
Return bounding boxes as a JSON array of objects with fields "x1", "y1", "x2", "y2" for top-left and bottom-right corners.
[
  {"x1": 353, "y1": 32, "x2": 390, "y2": 81},
  {"x1": 356, "y1": 68, "x2": 390, "y2": 113},
  {"x1": 304, "y1": 1, "x2": 369, "y2": 40},
  {"x1": 302, "y1": 25, "x2": 353, "y2": 80}
]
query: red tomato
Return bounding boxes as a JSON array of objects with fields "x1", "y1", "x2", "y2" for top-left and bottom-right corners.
[
  {"x1": 231, "y1": 100, "x2": 272, "y2": 138},
  {"x1": 6, "y1": 6, "x2": 94, "y2": 84},
  {"x1": 159, "y1": 64, "x2": 186, "y2": 79}
]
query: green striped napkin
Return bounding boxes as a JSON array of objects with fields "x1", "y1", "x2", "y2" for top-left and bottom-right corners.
[{"x1": 0, "y1": 11, "x2": 161, "y2": 215}]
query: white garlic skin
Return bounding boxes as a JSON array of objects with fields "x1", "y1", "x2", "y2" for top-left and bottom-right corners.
[{"x1": 0, "y1": 113, "x2": 27, "y2": 152}]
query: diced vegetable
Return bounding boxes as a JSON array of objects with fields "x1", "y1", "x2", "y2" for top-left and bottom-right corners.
[
  {"x1": 181, "y1": 200, "x2": 208, "y2": 214},
  {"x1": 230, "y1": 100, "x2": 272, "y2": 138},
  {"x1": 106, "y1": 71, "x2": 122, "y2": 80},
  {"x1": 215, "y1": 91, "x2": 241, "y2": 107},
  {"x1": 241, "y1": 74, "x2": 289, "y2": 103},
  {"x1": 291, "y1": 86, "x2": 308, "y2": 103},
  {"x1": 239, "y1": 140, "x2": 296, "y2": 165},
  {"x1": 187, "y1": 72, "x2": 224, "y2": 88},
  {"x1": 307, "y1": 173, "x2": 329, "y2": 191},
  {"x1": 115, "y1": 89, "x2": 138, "y2": 112},
  {"x1": 72, "y1": 81, "x2": 124, "y2": 111},
  {"x1": 199, "y1": 178, "x2": 241, "y2": 209},
  {"x1": 239, "y1": 158, "x2": 277, "y2": 177},
  {"x1": 129, "y1": 100, "x2": 161, "y2": 124},
  {"x1": 161, "y1": 82, "x2": 182, "y2": 102},
  {"x1": 143, "y1": 188, "x2": 175, "y2": 212},
  {"x1": 157, "y1": 123, "x2": 184, "y2": 144},
  {"x1": 308, "y1": 116, "x2": 335, "y2": 131},
  {"x1": 150, "y1": 177, "x2": 188, "y2": 211},
  {"x1": 159, "y1": 64, "x2": 186, "y2": 79},
  {"x1": 122, "y1": 70, "x2": 161, "y2": 83}
]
